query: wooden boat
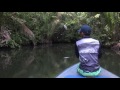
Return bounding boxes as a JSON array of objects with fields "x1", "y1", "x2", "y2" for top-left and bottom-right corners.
[{"x1": 56, "y1": 63, "x2": 119, "y2": 78}]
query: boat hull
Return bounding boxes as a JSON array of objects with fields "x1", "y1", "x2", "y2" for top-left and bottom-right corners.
[{"x1": 56, "y1": 63, "x2": 119, "y2": 78}]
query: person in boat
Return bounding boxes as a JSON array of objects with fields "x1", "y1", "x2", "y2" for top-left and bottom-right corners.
[{"x1": 75, "y1": 24, "x2": 102, "y2": 77}]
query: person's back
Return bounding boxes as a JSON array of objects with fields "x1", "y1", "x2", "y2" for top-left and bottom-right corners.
[{"x1": 75, "y1": 25, "x2": 102, "y2": 77}]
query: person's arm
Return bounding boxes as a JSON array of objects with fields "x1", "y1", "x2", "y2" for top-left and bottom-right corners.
[
  {"x1": 75, "y1": 43, "x2": 79, "y2": 58},
  {"x1": 98, "y1": 43, "x2": 102, "y2": 59}
]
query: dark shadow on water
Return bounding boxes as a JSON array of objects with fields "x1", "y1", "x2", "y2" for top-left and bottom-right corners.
[
  {"x1": 100, "y1": 48, "x2": 120, "y2": 77},
  {"x1": 0, "y1": 44, "x2": 120, "y2": 78},
  {"x1": 0, "y1": 44, "x2": 78, "y2": 78}
]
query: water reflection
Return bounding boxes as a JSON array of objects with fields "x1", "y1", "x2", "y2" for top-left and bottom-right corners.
[
  {"x1": 100, "y1": 49, "x2": 120, "y2": 76},
  {"x1": 0, "y1": 44, "x2": 78, "y2": 78},
  {"x1": 0, "y1": 52, "x2": 12, "y2": 70},
  {"x1": 0, "y1": 44, "x2": 120, "y2": 78}
]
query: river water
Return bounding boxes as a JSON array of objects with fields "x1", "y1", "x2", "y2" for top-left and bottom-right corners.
[{"x1": 0, "y1": 44, "x2": 120, "y2": 78}]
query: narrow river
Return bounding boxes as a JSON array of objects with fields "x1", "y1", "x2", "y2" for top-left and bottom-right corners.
[{"x1": 0, "y1": 44, "x2": 120, "y2": 78}]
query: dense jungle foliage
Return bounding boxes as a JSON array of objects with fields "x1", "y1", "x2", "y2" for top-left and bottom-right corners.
[{"x1": 0, "y1": 12, "x2": 120, "y2": 48}]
